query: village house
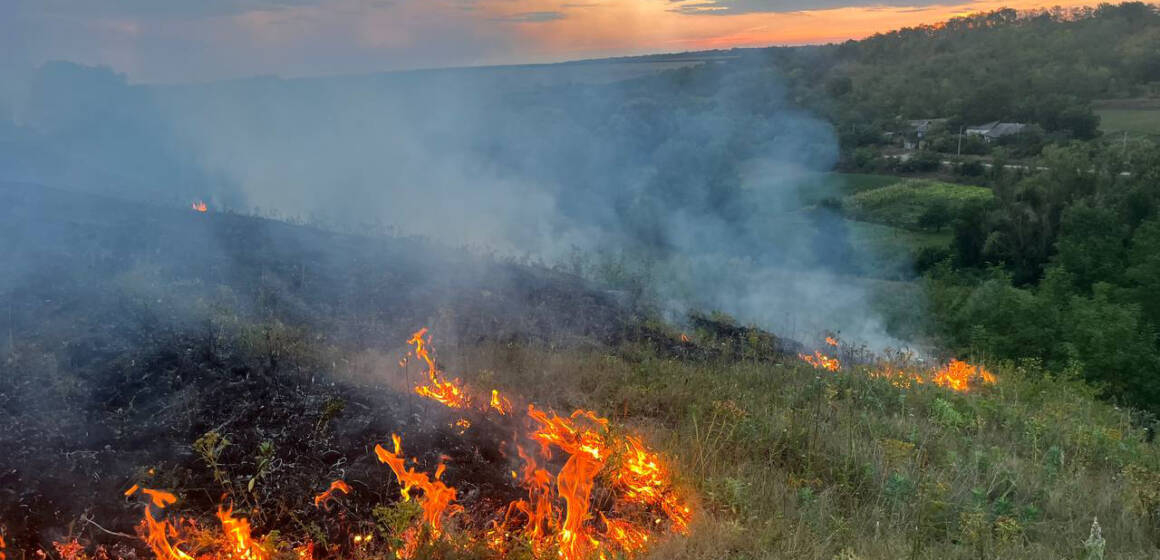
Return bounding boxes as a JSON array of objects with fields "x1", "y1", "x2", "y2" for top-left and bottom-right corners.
[
  {"x1": 965, "y1": 121, "x2": 1027, "y2": 142},
  {"x1": 902, "y1": 118, "x2": 946, "y2": 149}
]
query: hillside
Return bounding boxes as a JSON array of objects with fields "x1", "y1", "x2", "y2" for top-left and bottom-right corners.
[
  {"x1": 5, "y1": 4, "x2": 1160, "y2": 559},
  {"x1": 2, "y1": 182, "x2": 1158, "y2": 559}
]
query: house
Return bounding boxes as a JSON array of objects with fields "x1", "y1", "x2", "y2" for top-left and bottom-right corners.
[
  {"x1": 903, "y1": 118, "x2": 946, "y2": 149},
  {"x1": 965, "y1": 121, "x2": 1027, "y2": 142}
]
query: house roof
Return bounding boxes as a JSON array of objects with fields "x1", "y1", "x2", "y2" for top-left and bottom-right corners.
[{"x1": 965, "y1": 121, "x2": 1026, "y2": 138}]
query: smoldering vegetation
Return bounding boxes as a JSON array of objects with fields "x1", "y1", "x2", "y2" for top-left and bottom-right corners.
[
  {"x1": 0, "y1": 54, "x2": 915, "y2": 554},
  {"x1": 0, "y1": 180, "x2": 634, "y2": 551},
  {"x1": 0, "y1": 55, "x2": 913, "y2": 348}
]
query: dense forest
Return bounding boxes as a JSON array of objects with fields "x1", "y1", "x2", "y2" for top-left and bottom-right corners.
[{"x1": 774, "y1": 2, "x2": 1160, "y2": 150}]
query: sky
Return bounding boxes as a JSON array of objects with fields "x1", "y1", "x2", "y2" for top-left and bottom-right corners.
[{"x1": 3, "y1": 0, "x2": 1101, "y2": 83}]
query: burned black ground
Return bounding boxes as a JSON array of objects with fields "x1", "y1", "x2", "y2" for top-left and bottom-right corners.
[{"x1": 0, "y1": 181, "x2": 643, "y2": 554}]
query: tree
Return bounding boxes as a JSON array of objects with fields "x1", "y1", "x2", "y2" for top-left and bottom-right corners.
[
  {"x1": 918, "y1": 199, "x2": 953, "y2": 231},
  {"x1": 1054, "y1": 205, "x2": 1126, "y2": 293}
]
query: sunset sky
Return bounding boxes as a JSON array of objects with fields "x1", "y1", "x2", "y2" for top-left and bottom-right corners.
[{"x1": 3, "y1": 0, "x2": 1102, "y2": 83}]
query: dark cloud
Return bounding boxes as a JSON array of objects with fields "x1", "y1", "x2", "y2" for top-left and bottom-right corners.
[
  {"x1": 491, "y1": 10, "x2": 567, "y2": 22},
  {"x1": 668, "y1": 0, "x2": 949, "y2": 15}
]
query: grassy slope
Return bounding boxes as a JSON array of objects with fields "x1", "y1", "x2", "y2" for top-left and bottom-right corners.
[
  {"x1": 6, "y1": 183, "x2": 1157, "y2": 559},
  {"x1": 461, "y1": 333, "x2": 1160, "y2": 560}
]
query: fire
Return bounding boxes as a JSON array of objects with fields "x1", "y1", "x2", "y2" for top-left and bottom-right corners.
[
  {"x1": 135, "y1": 488, "x2": 195, "y2": 560},
  {"x1": 679, "y1": 333, "x2": 690, "y2": 343},
  {"x1": 1, "y1": 529, "x2": 7, "y2": 560},
  {"x1": 217, "y1": 505, "x2": 269, "y2": 560},
  {"x1": 191, "y1": 201, "x2": 208, "y2": 212},
  {"x1": 613, "y1": 436, "x2": 692, "y2": 535},
  {"x1": 931, "y1": 359, "x2": 996, "y2": 393},
  {"x1": 126, "y1": 486, "x2": 271, "y2": 560},
  {"x1": 799, "y1": 351, "x2": 841, "y2": 371},
  {"x1": 801, "y1": 331, "x2": 996, "y2": 394},
  {"x1": 409, "y1": 328, "x2": 471, "y2": 409},
  {"x1": 375, "y1": 434, "x2": 463, "y2": 540},
  {"x1": 863, "y1": 359, "x2": 996, "y2": 393},
  {"x1": 397, "y1": 331, "x2": 692, "y2": 560},
  {"x1": 527, "y1": 406, "x2": 609, "y2": 559},
  {"x1": 313, "y1": 479, "x2": 351, "y2": 510},
  {"x1": 27, "y1": 329, "x2": 691, "y2": 560},
  {"x1": 490, "y1": 389, "x2": 511, "y2": 415}
]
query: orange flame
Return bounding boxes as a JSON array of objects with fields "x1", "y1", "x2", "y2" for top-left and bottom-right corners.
[
  {"x1": 613, "y1": 436, "x2": 692, "y2": 535},
  {"x1": 375, "y1": 434, "x2": 463, "y2": 541},
  {"x1": 799, "y1": 351, "x2": 841, "y2": 371},
  {"x1": 313, "y1": 479, "x2": 351, "y2": 510},
  {"x1": 191, "y1": 201, "x2": 208, "y2": 213},
  {"x1": 409, "y1": 328, "x2": 471, "y2": 409},
  {"x1": 217, "y1": 505, "x2": 269, "y2": 560},
  {"x1": 129, "y1": 486, "x2": 273, "y2": 560},
  {"x1": 0, "y1": 529, "x2": 7, "y2": 560},
  {"x1": 134, "y1": 488, "x2": 195, "y2": 560},
  {"x1": 490, "y1": 389, "x2": 511, "y2": 415},
  {"x1": 527, "y1": 406, "x2": 609, "y2": 560},
  {"x1": 825, "y1": 336, "x2": 839, "y2": 347},
  {"x1": 932, "y1": 359, "x2": 996, "y2": 393},
  {"x1": 51, "y1": 329, "x2": 693, "y2": 560}
]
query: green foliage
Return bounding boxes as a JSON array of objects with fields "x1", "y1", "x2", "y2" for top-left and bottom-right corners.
[
  {"x1": 373, "y1": 501, "x2": 423, "y2": 551},
  {"x1": 930, "y1": 397, "x2": 965, "y2": 431},
  {"x1": 842, "y1": 180, "x2": 993, "y2": 231},
  {"x1": 194, "y1": 430, "x2": 231, "y2": 486},
  {"x1": 774, "y1": 5, "x2": 1159, "y2": 144}
]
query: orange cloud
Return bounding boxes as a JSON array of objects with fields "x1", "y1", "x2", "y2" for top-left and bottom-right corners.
[{"x1": 470, "y1": 0, "x2": 1103, "y2": 59}]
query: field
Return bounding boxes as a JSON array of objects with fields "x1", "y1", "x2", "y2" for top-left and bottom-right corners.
[
  {"x1": 842, "y1": 180, "x2": 993, "y2": 231},
  {"x1": 1094, "y1": 98, "x2": 1160, "y2": 138},
  {"x1": 796, "y1": 173, "x2": 901, "y2": 205},
  {"x1": 1096, "y1": 108, "x2": 1160, "y2": 138}
]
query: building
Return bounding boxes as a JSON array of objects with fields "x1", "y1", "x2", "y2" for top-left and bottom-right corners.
[
  {"x1": 965, "y1": 121, "x2": 1027, "y2": 142},
  {"x1": 903, "y1": 118, "x2": 946, "y2": 149}
]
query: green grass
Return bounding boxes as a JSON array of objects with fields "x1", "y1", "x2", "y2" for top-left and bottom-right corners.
[
  {"x1": 1096, "y1": 108, "x2": 1160, "y2": 137},
  {"x1": 460, "y1": 331, "x2": 1160, "y2": 559},
  {"x1": 796, "y1": 173, "x2": 901, "y2": 205},
  {"x1": 843, "y1": 180, "x2": 993, "y2": 231}
]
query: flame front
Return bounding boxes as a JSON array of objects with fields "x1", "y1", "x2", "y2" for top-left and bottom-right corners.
[
  {"x1": 399, "y1": 332, "x2": 693, "y2": 560},
  {"x1": 375, "y1": 434, "x2": 463, "y2": 542},
  {"x1": 191, "y1": 201, "x2": 208, "y2": 212},
  {"x1": 931, "y1": 359, "x2": 996, "y2": 392},
  {"x1": 409, "y1": 328, "x2": 471, "y2": 409},
  {"x1": 800, "y1": 350, "x2": 841, "y2": 371},
  {"x1": 24, "y1": 330, "x2": 691, "y2": 560},
  {"x1": 217, "y1": 505, "x2": 268, "y2": 560}
]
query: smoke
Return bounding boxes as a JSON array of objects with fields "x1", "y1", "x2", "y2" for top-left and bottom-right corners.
[{"x1": 0, "y1": 55, "x2": 911, "y2": 349}]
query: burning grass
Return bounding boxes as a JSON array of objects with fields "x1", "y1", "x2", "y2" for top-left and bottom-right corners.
[
  {"x1": 3, "y1": 308, "x2": 1159, "y2": 559},
  {"x1": 799, "y1": 336, "x2": 997, "y2": 393},
  {"x1": 6, "y1": 330, "x2": 691, "y2": 560}
]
